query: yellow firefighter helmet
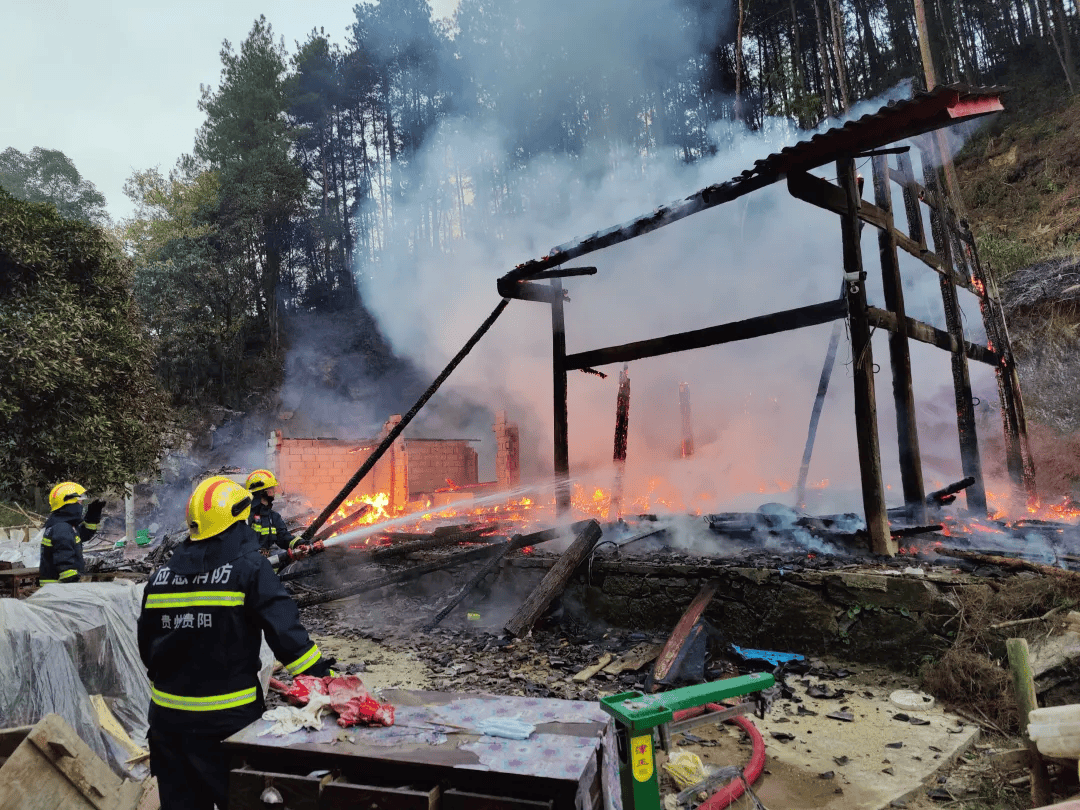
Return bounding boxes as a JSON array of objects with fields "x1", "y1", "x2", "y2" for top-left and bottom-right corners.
[
  {"x1": 48, "y1": 481, "x2": 87, "y2": 512},
  {"x1": 245, "y1": 469, "x2": 280, "y2": 494},
  {"x1": 186, "y1": 476, "x2": 251, "y2": 541}
]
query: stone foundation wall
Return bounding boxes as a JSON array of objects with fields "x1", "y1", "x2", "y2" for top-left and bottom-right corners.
[{"x1": 535, "y1": 562, "x2": 986, "y2": 671}]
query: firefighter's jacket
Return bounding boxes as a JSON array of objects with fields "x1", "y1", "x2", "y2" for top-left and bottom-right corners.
[
  {"x1": 40, "y1": 503, "x2": 96, "y2": 583},
  {"x1": 137, "y1": 521, "x2": 329, "y2": 735},
  {"x1": 249, "y1": 500, "x2": 297, "y2": 552}
]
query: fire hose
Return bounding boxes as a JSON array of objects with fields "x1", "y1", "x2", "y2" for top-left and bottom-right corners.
[{"x1": 669, "y1": 704, "x2": 766, "y2": 810}]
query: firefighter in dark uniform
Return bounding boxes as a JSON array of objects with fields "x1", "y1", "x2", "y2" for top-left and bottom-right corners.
[
  {"x1": 245, "y1": 469, "x2": 307, "y2": 554},
  {"x1": 138, "y1": 476, "x2": 332, "y2": 810},
  {"x1": 40, "y1": 481, "x2": 105, "y2": 584}
]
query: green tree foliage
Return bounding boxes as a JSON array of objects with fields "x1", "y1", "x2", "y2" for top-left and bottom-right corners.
[
  {"x1": 0, "y1": 189, "x2": 170, "y2": 501},
  {"x1": 194, "y1": 15, "x2": 306, "y2": 349},
  {"x1": 123, "y1": 167, "x2": 259, "y2": 405},
  {"x1": 0, "y1": 147, "x2": 110, "y2": 227},
  {"x1": 121, "y1": 0, "x2": 1080, "y2": 411}
]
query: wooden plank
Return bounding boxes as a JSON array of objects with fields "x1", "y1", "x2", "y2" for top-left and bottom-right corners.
[
  {"x1": 866, "y1": 308, "x2": 1001, "y2": 366},
  {"x1": 26, "y1": 713, "x2": 130, "y2": 810},
  {"x1": 228, "y1": 768, "x2": 322, "y2": 810},
  {"x1": 504, "y1": 520, "x2": 603, "y2": 638},
  {"x1": 443, "y1": 789, "x2": 553, "y2": 810},
  {"x1": 650, "y1": 583, "x2": 717, "y2": 688},
  {"x1": 322, "y1": 781, "x2": 439, "y2": 810},
  {"x1": 0, "y1": 714, "x2": 142, "y2": 810},
  {"x1": 0, "y1": 740, "x2": 97, "y2": 809},
  {"x1": 564, "y1": 298, "x2": 848, "y2": 371},
  {"x1": 837, "y1": 157, "x2": 891, "y2": 555},
  {"x1": 1006, "y1": 639, "x2": 1053, "y2": 807},
  {"x1": 602, "y1": 642, "x2": 663, "y2": 675},
  {"x1": 572, "y1": 653, "x2": 614, "y2": 683}
]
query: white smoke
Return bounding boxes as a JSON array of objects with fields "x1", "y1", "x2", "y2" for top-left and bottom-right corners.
[{"x1": 350, "y1": 2, "x2": 1005, "y2": 519}]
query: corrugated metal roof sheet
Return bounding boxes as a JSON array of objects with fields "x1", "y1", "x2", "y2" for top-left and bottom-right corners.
[{"x1": 500, "y1": 84, "x2": 1004, "y2": 287}]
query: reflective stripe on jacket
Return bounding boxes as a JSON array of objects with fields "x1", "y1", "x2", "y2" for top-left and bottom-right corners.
[
  {"x1": 39, "y1": 504, "x2": 95, "y2": 583},
  {"x1": 137, "y1": 521, "x2": 328, "y2": 735},
  {"x1": 248, "y1": 502, "x2": 296, "y2": 552}
]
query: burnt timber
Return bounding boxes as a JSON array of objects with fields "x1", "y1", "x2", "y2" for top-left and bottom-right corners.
[{"x1": 496, "y1": 84, "x2": 1035, "y2": 557}]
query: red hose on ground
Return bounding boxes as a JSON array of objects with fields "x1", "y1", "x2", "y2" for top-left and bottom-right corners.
[{"x1": 669, "y1": 703, "x2": 767, "y2": 810}]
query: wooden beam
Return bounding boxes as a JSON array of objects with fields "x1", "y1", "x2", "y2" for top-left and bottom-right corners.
[
  {"x1": 872, "y1": 155, "x2": 927, "y2": 522},
  {"x1": 564, "y1": 298, "x2": 848, "y2": 370},
  {"x1": 838, "y1": 156, "x2": 892, "y2": 556},
  {"x1": 551, "y1": 278, "x2": 571, "y2": 516},
  {"x1": 504, "y1": 520, "x2": 603, "y2": 638},
  {"x1": 920, "y1": 148, "x2": 987, "y2": 514},
  {"x1": 866, "y1": 308, "x2": 1001, "y2": 366},
  {"x1": 496, "y1": 279, "x2": 564, "y2": 303},
  {"x1": 789, "y1": 170, "x2": 974, "y2": 292}
]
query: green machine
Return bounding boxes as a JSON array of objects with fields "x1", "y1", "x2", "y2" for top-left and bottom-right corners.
[{"x1": 599, "y1": 673, "x2": 775, "y2": 810}]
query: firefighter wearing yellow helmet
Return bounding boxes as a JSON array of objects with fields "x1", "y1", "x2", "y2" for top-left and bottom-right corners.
[
  {"x1": 40, "y1": 482, "x2": 105, "y2": 584},
  {"x1": 245, "y1": 469, "x2": 308, "y2": 555},
  {"x1": 137, "y1": 476, "x2": 332, "y2": 810}
]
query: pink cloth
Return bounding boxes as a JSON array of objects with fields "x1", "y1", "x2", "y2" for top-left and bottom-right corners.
[{"x1": 286, "y1": 674, "x2": 396, "y2": 728}]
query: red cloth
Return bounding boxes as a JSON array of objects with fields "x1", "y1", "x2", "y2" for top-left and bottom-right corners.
[{"x1": 285, "y1": 675, "x2": 396, "y2": 728}]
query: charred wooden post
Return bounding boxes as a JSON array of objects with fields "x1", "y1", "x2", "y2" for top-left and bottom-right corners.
[
  {"x1": 419, "y1": 524, "x2": 583, "y2": 629},
  {"x1": 795, "y1": 285, "x2": 843, "y2": 511},
  {"x1": 918, "y1": 147, "x2": 987, "y2": 515},
  {"x1": 311, "y1": 504, "x2": 373, "y2": 542},
  {"x1": 872, "y1": 155, "x2": 927, "y2": 524},
  {"x1": 504, "y1": 519, "x2": 603, "y2": 638},
  {"x1": 926, "y1": 475, "x2": 976, "y2": 507},
  {"x1": 679, "y1": 382, "x2": 694, "y2": 458},
  {"x1": 838, "y1": 156, "x2": 893, "y2": 555},
  {"x1": 551, "y1": 278, "x2": 571, "y2": 516},
  {"x1": 956, "y1": 226, "x2": 1037, "y2": 499},
  {"x1": 612, "y1": 365, "x2": 631, "y2": 517},
  {"x1": 299, "y1": 299, "x2": 511, "y2": 542},
  {"x1": 423, "y1": 540, "x2": 514, "y2": 629},
  {"x1": 294, "y1": 544, "x2": 505, "y2": 608}
]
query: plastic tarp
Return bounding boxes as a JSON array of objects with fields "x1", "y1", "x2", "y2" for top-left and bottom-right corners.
[
  {"x1": 0, "y1": 582, "x2": 149, "y2": 774},
  {"x1": 0, "y1": 581, "x2": 275, "y2": 777},
  {"x1": 0, "y1": 529, "x2": 41, "y2": 568}
]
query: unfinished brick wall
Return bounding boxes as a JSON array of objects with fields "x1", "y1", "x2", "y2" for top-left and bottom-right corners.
[
  {"x1": 493, "y1": 411, "x2": 520, "y2": 490},
  {"x1": 404, "y1": 440, "x2": 479, "y2": 497},
  {"x1": 267, "y1": 426, "x2": 481, "y2": 510}
]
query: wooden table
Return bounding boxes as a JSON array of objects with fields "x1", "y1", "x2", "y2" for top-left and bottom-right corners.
[
  {"x1": 0, "y1": 566, "x2": 146, "y2": 598},
  {"x1": 224, "y1": 688, "x2": 616, "y2": 810}
]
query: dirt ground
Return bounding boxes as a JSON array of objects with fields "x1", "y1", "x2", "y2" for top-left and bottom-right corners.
[{"x1": 298, "y1": 607, "x2": 1070, "y2": 810}]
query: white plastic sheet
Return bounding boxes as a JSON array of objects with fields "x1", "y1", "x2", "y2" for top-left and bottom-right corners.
[{"x1": 0, "y1": 582, "x2": 150, "y2": 775}]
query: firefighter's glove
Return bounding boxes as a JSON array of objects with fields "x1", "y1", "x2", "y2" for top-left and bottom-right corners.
[{"x1": 84, "y1": 500, "x2": 106, "y2": 525}]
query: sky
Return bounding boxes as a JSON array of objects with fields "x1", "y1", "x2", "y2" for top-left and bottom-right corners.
[{"x1": 3, "y1": 0, "x2": 459, "y2": 225}]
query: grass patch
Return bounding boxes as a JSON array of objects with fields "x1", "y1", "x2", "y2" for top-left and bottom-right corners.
[{"x1": 976, "y1": 231, "x2": 1040, "y2": 279}]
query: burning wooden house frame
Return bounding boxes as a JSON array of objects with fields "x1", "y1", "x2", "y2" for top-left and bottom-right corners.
[{"x1": 497, "y1": 84, "x2": 1035, "y2": 557}]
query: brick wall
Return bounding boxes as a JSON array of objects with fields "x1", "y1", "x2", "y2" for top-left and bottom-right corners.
[
  {"x1": 267, "y1": 429, "x2": 477, "y2": 510},
  {"x1": 493, "y1": 411, "x2": 520, "y2": 490},
  {"x1": 403, "y1": 440, "x2": 479, "y2": 497}
]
